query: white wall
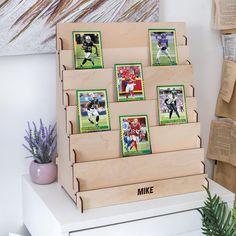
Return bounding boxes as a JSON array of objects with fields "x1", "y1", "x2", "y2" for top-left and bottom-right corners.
[
  {"x1": 0, "y1": 0, "x2": 222, "y2": 235},
  {"x1": 0, "y1": 54, "x2": 56, "y2": 235}
]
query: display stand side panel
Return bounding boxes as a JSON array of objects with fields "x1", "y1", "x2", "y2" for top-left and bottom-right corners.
[{"x1": 56, "y1": 51, "x2": 76, "y2": 201}]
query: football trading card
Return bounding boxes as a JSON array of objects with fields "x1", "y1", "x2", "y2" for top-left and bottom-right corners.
[
  {"x1": 76, "y1": 89, "x2": 111, "y2": 133},
  {"x1": 114, "y1": 63, "x2": 145, "y2": 102},
  {"x1": 120, "y1": 115, "x2": 152, "y2": 157},
  {"x1": 72, "y1": 31, "x2": 104, "y2": 69},
  {"x1": 156, "y1": 85, "x2": 188, "y2": 125},
  {"x1": 148, "y1": 29, "x2": 178, "y2": 66}
]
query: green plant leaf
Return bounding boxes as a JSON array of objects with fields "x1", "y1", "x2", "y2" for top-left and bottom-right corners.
[{"x1": 198, "y1": 186, "x2": 236, "y2": 236}]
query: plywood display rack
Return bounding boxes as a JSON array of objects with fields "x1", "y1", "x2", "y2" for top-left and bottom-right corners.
[{"x1": 56, "y1": 22, "x2": 207, "y2": 213}]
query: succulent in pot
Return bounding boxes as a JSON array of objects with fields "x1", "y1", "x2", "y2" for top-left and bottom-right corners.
[{"x1": 23, "y1": 119, "x2": 57, "y2": 184}]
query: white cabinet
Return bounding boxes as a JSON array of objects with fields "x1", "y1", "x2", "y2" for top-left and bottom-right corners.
[
  {"x1": 70, "y1": 210, "x2": 201, "y2": 236},
  {"x1": 22, "y1": 176, "x2": 234, "y2": 236}
]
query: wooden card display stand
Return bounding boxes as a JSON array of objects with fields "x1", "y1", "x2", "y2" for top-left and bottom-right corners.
[{"x1": 56, "y1": 22, "x2": 207, "y2": 213}]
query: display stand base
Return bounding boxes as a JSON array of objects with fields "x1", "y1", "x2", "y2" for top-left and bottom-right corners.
[{"x1": 22, "y1": 175, "x2": 234, "y2": 236}]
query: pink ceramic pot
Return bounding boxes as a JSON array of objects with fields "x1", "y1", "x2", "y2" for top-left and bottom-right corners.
[{"x1": 29, "y1": 161, "x2": 57, "y2": 185}]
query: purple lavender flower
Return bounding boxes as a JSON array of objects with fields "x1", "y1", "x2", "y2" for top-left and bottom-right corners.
[{"x1": 23, "y1": 119, "x2": 57, "y2": 164}]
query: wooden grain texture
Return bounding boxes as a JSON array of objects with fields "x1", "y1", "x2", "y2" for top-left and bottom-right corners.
[
  {"x1": 76, "y1": 174, "x2": 207, "y2": 210},
  {"x1": 73, "y1": 148, "x2": 204, "y2": 191},
  {"x1": 66, "y1": 97, "x2": 197, "y2": 134},
  {"x1": 70, "y1": 123, "x2": 201, "y2": 162},
  {"x1": 63, "y1": 64, "x2": 194, "y2": 106},
  {"x1": 59, "y1": 46, "x2": 189, "y2": 72},
  {"x1": 57, "y1": 22, "x2": 187, "y2": 50}
]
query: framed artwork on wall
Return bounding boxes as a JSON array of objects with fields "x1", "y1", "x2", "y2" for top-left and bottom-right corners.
[{"x1": 0, "y1": 0, "x2": 159, "y2": 56}]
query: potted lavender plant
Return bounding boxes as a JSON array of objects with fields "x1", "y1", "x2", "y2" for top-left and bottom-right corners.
[{"x1": 23, "y1": 119, "x2": 57, "y2": 184}]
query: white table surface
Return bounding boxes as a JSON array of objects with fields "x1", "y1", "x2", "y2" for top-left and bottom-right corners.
[{"x1": 22, "y1": 175, "x2": 235, "y2": 234}]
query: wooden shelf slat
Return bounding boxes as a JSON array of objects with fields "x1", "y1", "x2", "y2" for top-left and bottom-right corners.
[
  {"x1": 70, "y1": 123, "x2": 201, "y2": 163},
  {"x1": 76, "y1": 174, "x2": 207, "y2": 210},
  {"x1": 57, "y1": 22, "x2": 187, "y2": 50},
  {"x1": 62, "y1": 64, "x2": 194, "y2": 106},
  {"x1": 66, "y1": 97, "x2": 198, "y2": 134},
  {"x1": 59, "y1": 46, "x2": 189, "y2": 72},
  {"x1": 74, "y1": 148, "x2": 204, "y2": 192}
]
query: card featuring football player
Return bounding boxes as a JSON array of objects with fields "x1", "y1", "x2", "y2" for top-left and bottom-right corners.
[
  {"x1": 156, "y1": 85, "x2": 188, "y2": 125},
  {"x1": 73, "y1": 31, "x2": 104, "y2": 69},
  {"x1": 76, "y1": 89, "x2": 111, "y2": 133},
  {"x1": 114, "y1": 63, "x2": 145, "y2": 102},
  {"x1": 149, "y1": 29, "x2": 178, "y2": 66},
  {"x1": 120, "y1": 115, "x2": 152, "y2": 157}
]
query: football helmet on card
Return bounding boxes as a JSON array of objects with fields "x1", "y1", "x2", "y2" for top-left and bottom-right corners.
[{"x1": 85, "y1": 35, "x2": 91, "y2": 43}]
